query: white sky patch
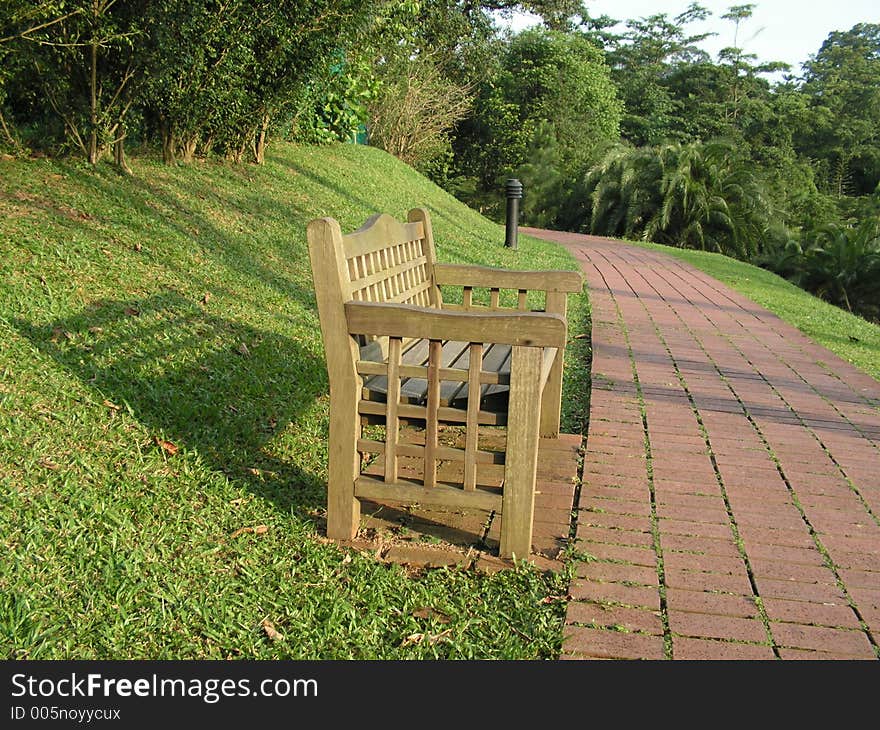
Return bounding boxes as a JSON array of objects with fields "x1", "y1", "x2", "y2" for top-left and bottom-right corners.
[{"x1": 499, "y1": 1, "x2": 879, "y2": 77}]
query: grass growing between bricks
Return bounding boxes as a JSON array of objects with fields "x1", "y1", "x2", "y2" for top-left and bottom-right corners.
[
  {"x1": 0, "y1": 142, "x2": 589, "y2": 659},
  {"x1": 628, "y1": 241, "x2": 880, "y2": 382}
]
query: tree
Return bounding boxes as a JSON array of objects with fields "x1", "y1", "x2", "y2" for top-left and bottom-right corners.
[
  {"x1": 799, "y1": 23, "x2": 880, "y2": 197},
  {"x1": 366, "y1": 52, "x2": 472, "y2": 173},
  {"x1": 514, "y1": 121, "x2": 565, "y2": 227},
  {"x1": 801, "y1": 219, "x2": 880, "y2": 320},
  {"x1": 4, "y1": 0, "x2": 146, "y2": 168},
  {"x1": 340, "y1": 0, "x2": 488, "y2": 174},
  {"x1": 583, "y1": 143, "x2": 662, "y2": 238},
  {"x1": 453, "y1": 26, "x2": 621, "y2": 222},
  {"x1": 586, "y1": 139, "x2": 773, "y2": 260},
  {"x1": 600, "y1": 2, "x2": 713, "y2": 146},
  {"x1": 0, "y1": 2, "x2": 83, "y2": 151},
  {"x1": 141, "y1": 0, "x2": 371, "y2": 165}
]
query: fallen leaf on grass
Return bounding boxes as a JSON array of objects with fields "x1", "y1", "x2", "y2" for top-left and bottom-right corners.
[
  {"x1": 341, "y1": 553, "x2": 352, "y2": 565},
  {"x1": 40, "y1": 458, "x2": 60, "y2": 470},
  {"x1": 401, "y1": 633, "x2": 425, "y2": 646},
  {"x1": 230, "y1": 525, "x2": 269, "y2": 538},
  {"x1": 401, "y1": 628, "x2": 453, "y2": 647},
  {"x1": 88, "y1": 326, "x2": 103, "y2": 335},
  {"x1": 412, "y1": 607, "x2": 451, "y2": 624},
  {"x1": 540, "y1": 594, "x2": 573, "y2": 605},
  {"x1": 153, "y1": 437, "x2": 178, "y2": 456},
  {"x1": 103, "y1": 399, "x2": 121, "y2": 411},
  {"x1": 124, "y1": 307, "x2": 140, "y2": 317},
  {"x1": 261, "y1": 619, "x2": 284, "y2": 642}
]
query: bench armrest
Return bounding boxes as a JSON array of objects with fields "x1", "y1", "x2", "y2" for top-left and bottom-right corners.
[
  {"x1": 433, "y1": 263, "x2": 584, "y2": 293},
  {"x1": 344, "y1": 301, "x2": 566, "y2": 347}
]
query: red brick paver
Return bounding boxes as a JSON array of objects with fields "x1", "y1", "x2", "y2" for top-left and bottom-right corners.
[{"x1": 525, "y1": 228, "x2": 880, "y2": 660}]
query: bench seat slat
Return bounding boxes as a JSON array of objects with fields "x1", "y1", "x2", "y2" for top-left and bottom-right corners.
[
  {"x1": 362, "y1": 338, "x2": 515, "y2": 408},
  {"x1": 362, "y1": 339, "x2": 474, "y2": 404},
  {"x1": 453, "y1": 342, "x2": 512, "y2": 405}
]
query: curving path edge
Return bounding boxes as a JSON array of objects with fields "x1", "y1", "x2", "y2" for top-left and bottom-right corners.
[{"x1": 525, "y1": 228, "x2": 880, "y2": 660}]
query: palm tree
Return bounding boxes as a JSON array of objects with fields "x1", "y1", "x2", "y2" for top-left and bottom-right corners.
[
  {"x1": 802, "y1": 219, "x2": 880, "y2": 319},
  {"x1": 646, "y1": 139, "x2": 771, "y2": 260},
  {"x1": 586, "y1": 139, "x2": 773, "y2": 261},
  {"x1": 585, "y1": 143, "x2": 662, "y2": 238},
  {"x1": 752, "y1": 226, "x2": 806, "y2": 282}
]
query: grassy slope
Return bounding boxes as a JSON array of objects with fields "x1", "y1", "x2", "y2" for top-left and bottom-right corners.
[
  {"x1": 629, "y1": 241, "x2": 880, "y2": 382},
  {"x1": 0, "y1": 143, "x2": 588, "y2": 659}
]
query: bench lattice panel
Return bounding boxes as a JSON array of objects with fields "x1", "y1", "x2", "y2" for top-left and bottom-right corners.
[{"x1": 356, "y1": 336, "x2": 506, "y2": 504}]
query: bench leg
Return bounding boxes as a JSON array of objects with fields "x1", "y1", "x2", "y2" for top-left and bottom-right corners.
[
  {"x1": 540, "y1": 349, "x2": 563, "y2": 438},
  {"x1": 541, "y1": 291, "x2": 567, "y2": 438},
  {"x1": 500, "y1": 346, "x2": 543, "y2": 560},
  {"x1": 326, "y1": 383, "x2": 361, "y2": 540}
]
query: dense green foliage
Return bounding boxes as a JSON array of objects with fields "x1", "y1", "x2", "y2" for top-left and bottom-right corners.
[
  {"x1": 0, "y1": 0, "x2": 373, "y2": 164},
  {"x1": 547, "y1": 5, "x2": 878, "y2": 322},
  {"x1": 0, "y1": 142, "x2": 588, "y2": 659},
  {"x1": 450, "y1": 28, "x2": 621, "y2": 220},
  {"x1": 584, "y1": 139, "x2": 771, "y2": 260},
  {"x1": 754, "y1": 217, "x2": 880, "y2": 321}
]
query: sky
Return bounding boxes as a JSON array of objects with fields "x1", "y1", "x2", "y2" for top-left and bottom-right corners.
[{"x1": 502, "y1": 1, "x2": 879, "y2": 77}]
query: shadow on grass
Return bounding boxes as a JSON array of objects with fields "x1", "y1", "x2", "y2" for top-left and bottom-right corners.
[
  {"x1": 50, "y1": 162, "x2": 319, "y2": 316},
  {"x1": 13, "y1": 290, "x2": 329, "y2": 514},
  {"x1": 270, "y1": 156, "x2": 379, "y2": 218}
]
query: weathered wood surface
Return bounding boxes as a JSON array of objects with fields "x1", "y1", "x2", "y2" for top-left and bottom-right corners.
[{"x1": 307, "y1": 206, "x2": 582, "y2": 559}]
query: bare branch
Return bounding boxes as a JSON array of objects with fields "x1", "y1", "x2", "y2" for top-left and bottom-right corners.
[{"x1": 0, "y1": 8, "x2": 83, "y2": 45}]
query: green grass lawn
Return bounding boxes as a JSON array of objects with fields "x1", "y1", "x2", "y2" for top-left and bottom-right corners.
[
  {"x1": 630, "y1": 241, "x2": 880, "y2": 382},
  {"x1": 0, "y1": 143, "x2": 589, "y2": 659}
]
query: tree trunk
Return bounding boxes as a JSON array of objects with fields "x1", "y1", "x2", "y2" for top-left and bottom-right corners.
[
  {"x1": 181, "y1": 134, "x2": 198, "y2": 163},
  {"x1": 253, "y1": 112, "x2": 270, "y2": 165},
  {"x1": 114, "y1": 136, "x2": 132, "y2": 175},
  {"x1": 0, "y1": 109, "x2": 19, "y2": 151},
  {"x1": 161, "y1": 120, "x2": 176, "y2": 165},
  {"x1": 89, "y1": 39, "x2": 99, "y2": 165}
]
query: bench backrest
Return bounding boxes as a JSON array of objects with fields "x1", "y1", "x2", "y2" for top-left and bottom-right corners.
[
  {"x1": 342, "y1": 208, "x2": 441, "y2": 308},
  {"x1": 307, "y1": 207, "x2": 441, "y2": 381}
]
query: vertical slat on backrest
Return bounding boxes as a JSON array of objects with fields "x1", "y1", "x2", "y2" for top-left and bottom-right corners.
[{"x1": 407, "y1": 207, "x2": 442, "y2": 308}]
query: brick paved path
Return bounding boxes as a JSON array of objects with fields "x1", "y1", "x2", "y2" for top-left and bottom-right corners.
[{"x1": 525, "y1": 228, "x2": 880, "y2": 660}]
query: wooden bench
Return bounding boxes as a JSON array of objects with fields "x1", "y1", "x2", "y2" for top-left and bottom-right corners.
[{"x1": 307, "y1": 208, "x2": 583, "y2": 559}]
